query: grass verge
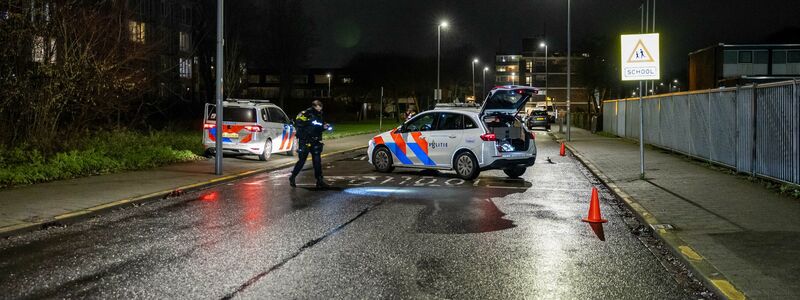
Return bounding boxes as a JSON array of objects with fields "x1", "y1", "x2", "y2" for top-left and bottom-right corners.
[{"x1": 0, "y1": 130, "x2": 204, "y2": 188}]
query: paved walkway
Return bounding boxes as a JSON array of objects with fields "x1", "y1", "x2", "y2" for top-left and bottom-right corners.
[
  {"x1": 0, "y1": 133, "x2": 374, "y2": 236},
  {"x1": 554, "y1": 125, "x2": 800, "y2": 299}
]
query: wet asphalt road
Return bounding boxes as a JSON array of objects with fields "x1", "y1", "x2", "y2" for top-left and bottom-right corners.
[{"x1": 0, "y1": 133, "x2": 700, "y2": 299}]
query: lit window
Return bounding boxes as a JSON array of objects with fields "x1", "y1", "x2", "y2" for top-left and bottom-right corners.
[
  {"x1": 179, "y1": 31, "x2": 190, "y2": 52},
  {"x1": 129, "y1": 21, "x2": 146, "y2": 43},
  {"x1": 179, "y1": 58, "x2": 192, "y2": 78}
]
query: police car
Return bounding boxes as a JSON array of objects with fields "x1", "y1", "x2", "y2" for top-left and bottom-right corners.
[
  {"x1": 203, "y1": 99, "x2": 297, "y2": 161},
  {"x1": 368, "y1": 86, "x2": 538, "y2": 180}
]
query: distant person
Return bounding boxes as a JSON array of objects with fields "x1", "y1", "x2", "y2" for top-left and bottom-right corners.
[
  {"x1": 289, "y1": 100, "x2": 330, "y2": 188},
  {"x1": 405, "y1": 108, "x2": 417, "y2": 121}
]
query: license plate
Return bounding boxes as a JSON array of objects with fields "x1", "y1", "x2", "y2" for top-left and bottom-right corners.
[
  {"x1": 536, "y1": 117, "x2": 545, "y2": 121},
  {"x1": 222, "y1": 132, "x2": 239, "y2": 139}
]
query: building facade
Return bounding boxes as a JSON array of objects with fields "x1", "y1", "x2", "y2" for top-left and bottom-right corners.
[
  {"x1": 495, "y1": 38, "x2": 589, "y2": 111},
  {"x1": 689, "y1": 44, "x2": 800, "y2": 90}
]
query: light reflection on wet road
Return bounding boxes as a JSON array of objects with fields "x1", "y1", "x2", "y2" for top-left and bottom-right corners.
[{"x1": 0, "y1": 133, "x2": 702, "y2": 299}]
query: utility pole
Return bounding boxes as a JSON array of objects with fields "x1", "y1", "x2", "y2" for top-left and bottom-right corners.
[
  {"x1": 214, "y1": 0, "x2": 224, "y2": 175},
  {"x1": 566, "y1": 0, "x2": 572, "y2": 141}
]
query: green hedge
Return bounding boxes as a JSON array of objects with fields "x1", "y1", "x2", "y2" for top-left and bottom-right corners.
[{"x1": 0, "y1": 130, "x2": 204, "y2": 187}]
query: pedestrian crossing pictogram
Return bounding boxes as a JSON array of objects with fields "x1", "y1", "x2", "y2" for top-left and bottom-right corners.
[{"x1": 627, "y1": 40, "x2": 655, "y2": 63}]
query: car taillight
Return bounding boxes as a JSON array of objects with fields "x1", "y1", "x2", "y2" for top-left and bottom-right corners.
[
  {"x1": 203, "y1": 123, "x2": 216, "y2": 129},
  {"x1": 529, "y1": 131, "x2": 536, "y2": 140},
  {"x1": 480, "y1": 133, "x2": 497, "y2": 141},
  {"x1": 244, "y1": 125, "x2": 263, "y2": 132}
]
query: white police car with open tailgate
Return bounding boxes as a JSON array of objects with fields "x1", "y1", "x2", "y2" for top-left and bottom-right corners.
[{"x1": 367, "y1": 86, "x2": 538, "y2": 180}]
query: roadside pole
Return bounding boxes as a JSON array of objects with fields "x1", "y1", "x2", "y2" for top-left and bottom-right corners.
[
  {"x1": 621, "y1": 33, "x2": 660, "y2": 180},
  {"x1": 379, "y1": 86, "x2": 384, "y2": 131},
  {"x1": 214, "y1": 0, "x2": 224, "y2": 175},
  {"x1": 639, "y1": 81, "x2": 644, "y2": 178}
]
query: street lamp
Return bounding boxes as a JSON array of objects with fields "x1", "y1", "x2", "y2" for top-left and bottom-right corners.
[
  {"x1": 539, "y1": 42, "x2": 548, "y2": 97},
  {"x1": 326, "y1": 73, "x2": 332, "y2": 98},
  {"x1": 482, "y1": 66, "x2": 489, "y2": 99},
  {"x1": 511, "y1": 72, "x2": 516, "y2": 85},
  {"x1": 471, "y1": 58, "x2": 479, "y2": 100},
  {"x1": 436, "y1": 20, "x2": 449, "y2": 103}
]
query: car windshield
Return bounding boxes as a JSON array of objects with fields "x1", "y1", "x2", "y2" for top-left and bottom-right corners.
[
  {"x1": 531, "y1": 110, "x2": 548, "y2": 116},
  {"x1": 207, "y1": 106, "x2": 257, "y2": 123}
]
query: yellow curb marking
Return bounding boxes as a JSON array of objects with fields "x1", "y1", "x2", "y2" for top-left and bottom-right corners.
[
  {"x1": 711, "y1": 279, "x2": 747, "y2": 300},
  {"x1": 54, "y1": 210, "x2": 91, "y2": 220}
]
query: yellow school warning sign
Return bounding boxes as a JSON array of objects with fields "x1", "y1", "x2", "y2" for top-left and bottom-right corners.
[{"x1": 621, "y1": 33, "x2": 660, "y2": 81}]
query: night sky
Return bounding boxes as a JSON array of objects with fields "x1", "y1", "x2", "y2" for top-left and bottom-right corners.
[{"x1": 304, "y1": 0, "x2": 800, "y2": 79}]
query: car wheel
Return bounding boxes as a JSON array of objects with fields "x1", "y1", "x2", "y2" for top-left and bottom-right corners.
[
  {"x1": 258, "y1": 139, "x2": 273, "y2": 161},
  {"x1": 372, "y1": 147, "x2": 394, "y2": 173},
  {"x1": 203, "y1": 148, "x2": 213, "y2": 158},
  {"x1": 503, "y1": 166, "x2": 526, "y2": 178},
  {"x1": 454, "y1": 152, "x2": 480, "y2": 180}
]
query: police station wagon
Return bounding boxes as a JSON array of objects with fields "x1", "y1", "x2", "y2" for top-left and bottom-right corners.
[
  {"x1": 203, "y1": 99, "x2": 297, "y2": 161},
  {"x1": 368, "y1": 86, "x2": 538, "y2": 180}
]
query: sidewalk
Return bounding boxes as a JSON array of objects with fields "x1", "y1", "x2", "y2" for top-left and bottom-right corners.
[
  {"x1": 554, "y1": 125, "x2": 800, "y2": 299},
  {"x1": 0, "y1": 133, "x2": 374, "y2": 237}
]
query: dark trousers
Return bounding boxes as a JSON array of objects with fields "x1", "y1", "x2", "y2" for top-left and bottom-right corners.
[{"x1": 291, "y1": 140, "x2": 323, "y2": 181}]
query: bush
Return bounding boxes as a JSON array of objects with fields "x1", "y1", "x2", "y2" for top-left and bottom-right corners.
[{"x1": 0, "y1": 130, "x2": 203, "y2": 188}]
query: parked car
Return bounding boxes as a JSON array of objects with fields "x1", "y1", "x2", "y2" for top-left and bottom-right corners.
[
  {"x1": 367, "y1": 86, "x2": 538, "y2": 179},
  {"x1": 203, "y1": 99, "x2": 296, "y2": 161},
  {"x1": 526, "y1": 110, "x2": 551, "y2": 131}
]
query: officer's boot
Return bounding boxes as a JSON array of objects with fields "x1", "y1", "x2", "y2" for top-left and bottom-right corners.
[
  {"x1": 289, "y1": 174, "x2": 297, "y2": 188},
  {"x1": 315, "y1": 177, "x2": 330, "y2": 188}
]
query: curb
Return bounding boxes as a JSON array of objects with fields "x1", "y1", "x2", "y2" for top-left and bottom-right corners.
[
  {"x1": 0, "y1": 145, "x2": 367, "y2": 239},
  {"x1": 555, "y1": 136, "x2": 746, "y2": 300}
]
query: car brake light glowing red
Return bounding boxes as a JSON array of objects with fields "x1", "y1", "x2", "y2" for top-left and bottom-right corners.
[
  {"x1": 203, "y1": 123, "x2": 216, "y2": 129},
  {"x1": 480, "y1": 133, "x2": 497, "y2": 141},
  {"x1": 244, "y1": 125, "x2": 263, "y2": 132}
]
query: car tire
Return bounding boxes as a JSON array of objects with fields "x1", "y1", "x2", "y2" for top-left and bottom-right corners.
[
  {"x1": 258, "y1": 139, "x2": 272, "y2": 161},
  {"x1": 203, "y1": 148, "x2": 213, "y2": 158},
  {"x1": 503, "y1": 166, "x2": 526, "y2": 178},
  {"x1": 545, "y1": 125, "x2": 551, "y2": 131},
  {"x1": 372, "y1": 147, "x2": 395, "y2": 173},
  {"x1": 454, "y1": 152, "x2": 480, "y2": 180}
]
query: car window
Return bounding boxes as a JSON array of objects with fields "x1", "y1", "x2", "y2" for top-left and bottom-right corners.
[
  {"x1": 208, "y1": 106, "x2": 257, "y2": 122},
  {"x1": 464, "y1": 116, "x2": 477, "y2": 129},
  {"x1": 436, "y1": 113, "x2": 464, "y2": 130},
  {"x1": 531, "y1": 110, "x2": 548, "y2": 116},
  {"x1": 405, "y1": 113, "x2": 436, "y2": 132},
  {"x1": 261, "y1": 108, "x2": 270, "y2": 122},
  {"x1": 268, "y1": 107, "x2": 289, "y2": 124}
]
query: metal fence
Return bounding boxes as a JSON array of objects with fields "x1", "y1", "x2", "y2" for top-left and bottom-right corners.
[{"x1": 602, "y1": 80, "x2": 800, "y2": 186}]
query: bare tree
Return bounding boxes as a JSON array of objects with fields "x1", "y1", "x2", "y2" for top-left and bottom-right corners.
[{"x1": 0, "y1": 1, "x2": 159, "y2": 150}]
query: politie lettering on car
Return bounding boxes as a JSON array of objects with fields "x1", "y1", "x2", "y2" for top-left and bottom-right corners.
[{"x1": 367, "y1": 86, "x2": 538, "y2": 180}]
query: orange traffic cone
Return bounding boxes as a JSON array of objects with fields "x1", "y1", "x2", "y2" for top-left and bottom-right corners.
[
  {"x1": 582, "y1": 187, "x2": 608, "y2": 223},
  {"x1": 559, "y1": 142, "x2": 566, "y2": 156}
]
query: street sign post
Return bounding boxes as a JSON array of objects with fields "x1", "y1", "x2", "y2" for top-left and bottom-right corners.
[{"x1": 621, "y1": 33, "x2": 659, "y2": 179}]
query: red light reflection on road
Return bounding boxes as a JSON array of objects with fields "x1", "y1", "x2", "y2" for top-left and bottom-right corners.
[{"x1": 200, "y1": 191, "x2": 219, "y2": 201}]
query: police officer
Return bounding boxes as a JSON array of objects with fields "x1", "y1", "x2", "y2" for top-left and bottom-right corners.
[{"x1": 289, "y1": 100, "x2": 330, "y2": 188}]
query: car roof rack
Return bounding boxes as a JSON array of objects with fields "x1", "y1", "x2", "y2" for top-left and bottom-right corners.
[
  {"x1": 225, "y1": 98, "x2": 272, "y2": 104},
  {"x1": 433, "y1": 102, "x2": 480, "y2": 109}
]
